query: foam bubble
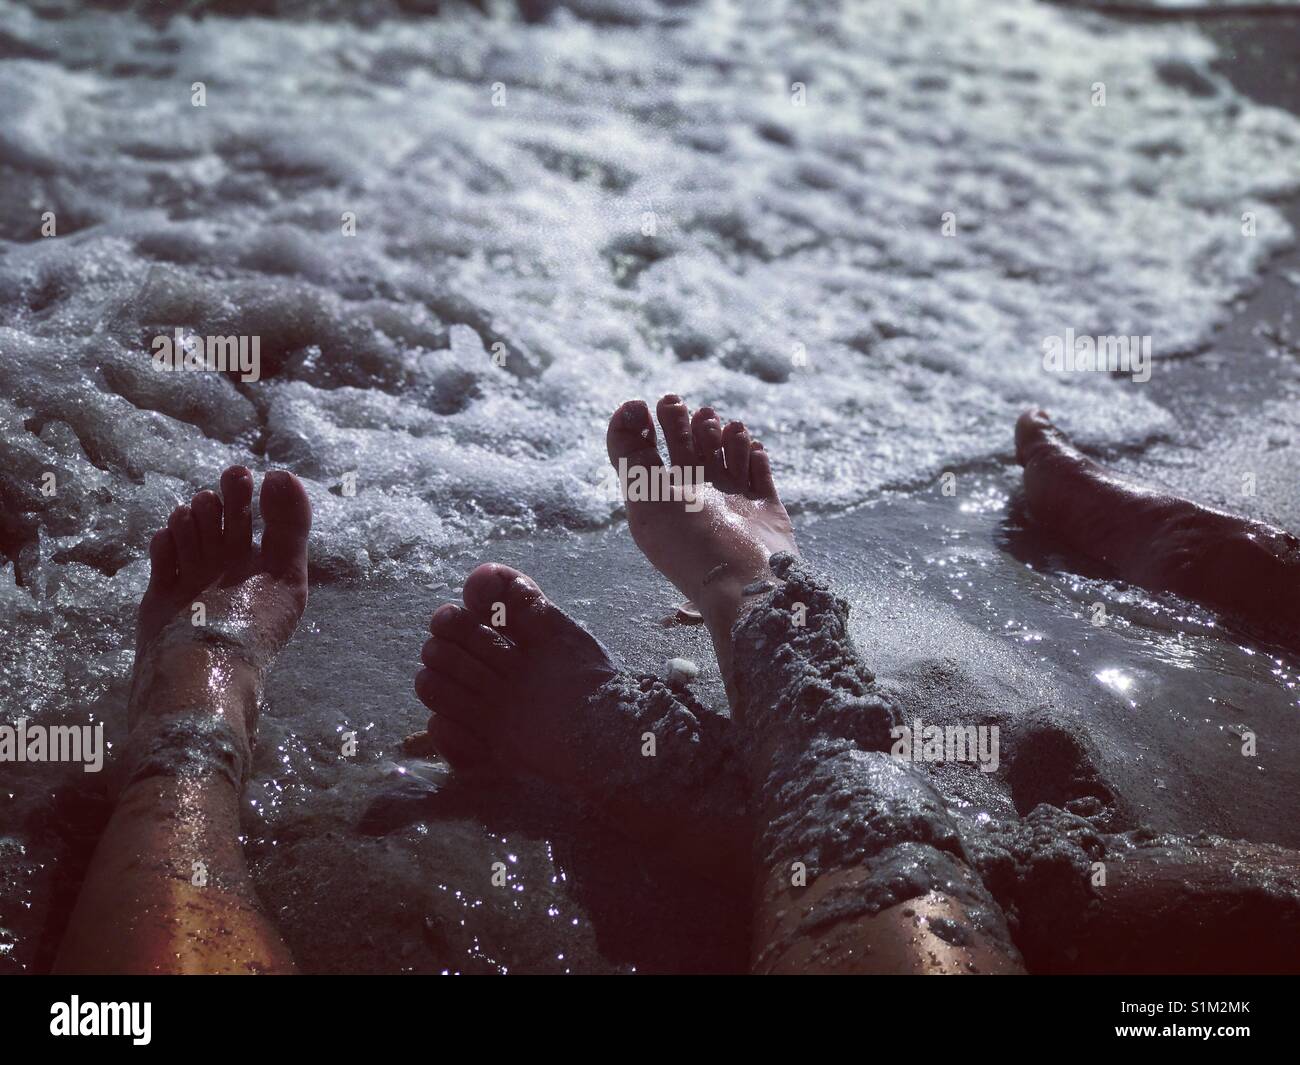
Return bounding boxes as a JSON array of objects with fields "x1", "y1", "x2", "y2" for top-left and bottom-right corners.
[{"x1": 0, "y1": 0, "x2": 1294, "y2": 581}]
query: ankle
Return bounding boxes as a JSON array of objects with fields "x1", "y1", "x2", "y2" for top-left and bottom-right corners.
[
  {"x1": 119, "y1": 704, "x2": 253, "y2": 797},
  {"x1": 705, "y1": 579, "x2": 790, "y2": 716},
  {"x1": 697, "y1": 559, "x2": 788, "y2": 631},
  {"x1": 127, "y1": 636, "x2": 261, "y2": 789}
]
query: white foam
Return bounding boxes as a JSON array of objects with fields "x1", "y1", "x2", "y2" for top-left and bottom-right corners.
[{"x1": 0, "y1": 0, "x2": 1295, "y2": 580}]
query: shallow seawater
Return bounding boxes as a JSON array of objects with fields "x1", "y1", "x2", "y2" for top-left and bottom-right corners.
[
  {"x1": 3, "y1": 0, "x2": 1300, "y2": 972},
  {"x1": 242, "y1": 473, "x2": 1300, "y2": 974},
  {"x1": 813, "y1": 473, "x2": 1300, "y2": 843}
]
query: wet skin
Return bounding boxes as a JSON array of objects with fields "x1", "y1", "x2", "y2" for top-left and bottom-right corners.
[
  {"x1": 414, "y1": 395, "x2": 796, "y2": 855},
  {"x1": 413, "y1": 394, "x2": 798, "y2": 876},
  {"x1": 606, "y1": 394, "x2": 798, "y2": 706},
  {"x1": 1016, "y1": 409, "x2": 1300, "y2": 646},
  {"x1": 58, "y1": 409, "x2": 1300, "y2": 975},
  {"x1": 56, "y1": 467, "x2": 311, "y2": 974},
  {"x1": 418, "y1": 394, "x2": 1022, "y2": 974}
]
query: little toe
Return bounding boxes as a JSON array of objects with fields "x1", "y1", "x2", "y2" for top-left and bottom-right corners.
[{"x1": 425, "y1": 714, "x2": 492, "y2": 770}]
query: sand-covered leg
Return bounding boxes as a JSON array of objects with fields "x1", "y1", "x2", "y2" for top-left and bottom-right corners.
[
  {"x1": 414, "y1": 563, "x2": 749, "y2": 887},
  {"x1": 54, "y1": 468, "x2": 310, "y2": 974},
  {"x1": 1061, "y1": 835, "x2": 1300, "y2": 974},
  {"x1": 1016, "y1": 409, "x2": 1300, "y2": 645},
  {"x1": 734, "y1": 555, "x2": 1023, "y2": 974},
  {"x1": 606, "y1": 395, "x2": 1019, "y2": 971},
  {"x1": 964, "y1": 804, "x2": 1300, "y2": 974}
]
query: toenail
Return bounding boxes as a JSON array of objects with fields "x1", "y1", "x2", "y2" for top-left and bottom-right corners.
[
  {"x1": 433, "y1": 604, "x2": 459, "y2": 622},
  {"x1": 662, "y1": 393, "x2": 681, "y2": 404},
  {"x1": 511, "y1": 574, "x2": 542, "y2": 597}
]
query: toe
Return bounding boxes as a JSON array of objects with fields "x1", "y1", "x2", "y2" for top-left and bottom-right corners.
[
  {"x1": 691, "y1": 407, "x2": 726, "y2": 486},
  {"x1": 425, "y1": 714, "x2": 492, "y2": 770},
  {"x1": 190, "y1": 490, "x2": 223, "y2": 564},
  {"x1": 258, "y1": 470, "x2": 312, "y2": 583},
  {"x1": 429, "y1": 604, "x2": 517, "y2": 670},
  {"x1": 461, "y1": 562, "x2": 563, "y2": 648},
  {"x1": 722, "y1": 420, "x2": 751, "y2": 493},
  {"x1": 146, "y1": 528, "x2": 178, "y2": 590},
  {"x1": 1015, "y1": 409, "x2": 1056, "y2": 466},
  {"x1": 220, "y1": 465, "x2": 254, "y2": 565},
  {"x1": 606, "y1": 400, "x2": 664, "y2": 485},
  {"x1": 655, "y1": 394, "x2": 697, "y2": 470},
  {"x1": 167, "y1": 505, "x2": 201, "y2": 582},
  {"x1": 414, "y1": 667, "x2": 482, "y2": 728},
  {"x1": 420, "y1": 636, "x2": 502, "y2": 695},
  {"x1": 747, "y1": 439, "x2": 779, "y2": 501}
]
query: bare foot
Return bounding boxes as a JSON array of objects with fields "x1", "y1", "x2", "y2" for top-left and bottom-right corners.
[
  {"x1": 414, "y1": 563, "x2": 749, "y2": 884},
  {"x1": 1015, "y1": 409, "x2": 1300, "y2": 644},
  {"x1": 54, "y1": 466, "x2": 310, "y2": 976},
  {"x1": 414, "y1": 562, "x2": 618, "y2": 777},
  {"x1": 129, "y1": 466, "x2": 312, "y2": 771},
  {"x1": 606, "y1": 394, "x2": 798, "y2": 697}
]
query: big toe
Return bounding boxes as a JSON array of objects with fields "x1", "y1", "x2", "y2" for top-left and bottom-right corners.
[
  {"x1": 606, "y1": 399, "x2": 664, "y2": 480},
  {"x1": 1015, "y1": 409, "x2": 1057, "y2": 466},
  {"x1": 462, "y1": 563, "x2": 565, "y2": 648},
  {"x1": 258, "y1": 470, "x2": 312, "y2": 582}
]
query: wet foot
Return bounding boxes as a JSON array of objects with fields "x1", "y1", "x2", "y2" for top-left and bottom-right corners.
[
  {"x1": 1016, "y1": 409, "x2": 1300, "y2": 642},
  {"x1": 130, "y1": 466, "x2": 312, "y2": 768},
  {"x1": 414, "y1": 562, "x2": 618, "y2": 777},
  {"x1": 606, "y1": 394, "x2": 798, "y2": 698},
  {"x1": 414, "y1": 563, "x2": 749, "y2": 885}
]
